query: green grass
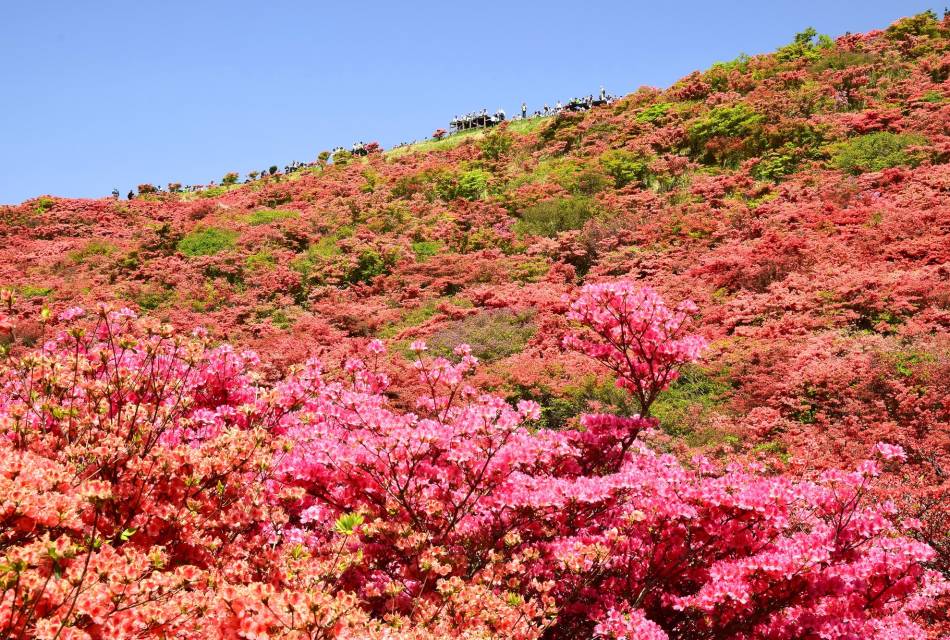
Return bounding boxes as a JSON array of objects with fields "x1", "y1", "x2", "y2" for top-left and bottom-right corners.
[
  {"x1": 244, "y1": 208, "x2": 299, "y2": 225},
  {"x1": 385, "y1": 116, "x2": 553, "y2": 159},
  {"x1": 177, "y1": 227, "x2": 238, "y2": 257}
]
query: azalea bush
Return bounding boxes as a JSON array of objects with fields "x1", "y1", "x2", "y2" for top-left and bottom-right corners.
[{"x1": 0, "y1": 283, "x2": 943, "y2": 639}]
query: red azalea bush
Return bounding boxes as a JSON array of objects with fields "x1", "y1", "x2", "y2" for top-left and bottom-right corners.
[{"x1": 1, "y1": 283, "x2": 944, "y2": 639}]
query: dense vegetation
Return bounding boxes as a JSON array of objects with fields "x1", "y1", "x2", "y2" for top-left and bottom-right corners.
[{"x1": 0, "y1": 12, "x2": 948, "y2": 639}]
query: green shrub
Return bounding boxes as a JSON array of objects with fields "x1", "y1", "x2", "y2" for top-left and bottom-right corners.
[
  {"x1": 651, "y1": 365, "x2": 732, "y2": 438},
  {"x1": 411, "y1": 240, "x2": 441, "y2": 262},
  {"x1": 135, "y1": 286, "x2": 174, "y2": 310},
  {"x1": 427, "y1": 309, "x2": 535, "y2": 362},
  {"x1": 69, "y1": 240, "x2": 115, "y2": 264},
  {"x1": 177, "y1": 227, "x2": 238, "y2": 257},
  {"x1": 775, "y1": 27, "x2": 833, "y2": 63},
  {"x1": 688, "y1": 104, "x2": 764, "y2": 165},
  {"x1": 479, "y1": 128, "x2": 513, "y2": 160},
  {"x1": 690, "y1": 104, "x2": 763, "y2": 144},
  {"x1": 513, "y1": 375, "x2": 636, "y2": 430},
  {"x1": 197, "y1": 186, "x2": 228, "y2": 199},
  {"x1": 599, "y1": 150, "x2": 653, "y2": 188},
  {"x1": 636, "y1": 102, "x2": 673, "y2": 124},
  {"x1": 346, "y1": 249, "x2": 397, "y2": 285},
  {"x1": 454, "y1": 169, "x2": 491, "y2": 200},
  {"x1": 245, "y1": 249, "x2": 277, "y2": 272},
  {"x1": 245, "y1": 209, "x2": 299, "y2": 225},
  {"x1": 20, "y1": 285, "x2": 53, "y2": 298},
  {"x1": 830, "y1": 132, "x2": 928, "y2": 174},
  {"x1": 33, "y1": 197, "x2": 55, "y2": 214},
  {"x1": 515, "y1": 197, "x2": 598, "y2": 237},
  {"x1": 809, "y1": 50, "x2": 878, "y2": 72},
  {"x1": 222, "y1": 172, "x2": 239, "y2": 185},
  {"x1": 752, "y1": 145, "x2": 800, "y2": 181},
  {"x1": 886, "y1": 10, "x2": 941, "y2": 41}
]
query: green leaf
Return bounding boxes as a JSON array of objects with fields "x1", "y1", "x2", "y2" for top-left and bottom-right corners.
[{"x1": 333, "y1": 512, "x2": 365, "y2": 536}]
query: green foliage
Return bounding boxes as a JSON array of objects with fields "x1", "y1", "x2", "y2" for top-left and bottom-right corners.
[
  {"x1": 885, "y1": 10, "x2": 942, "y2": 41},
  {"x1": 19, "y1": 285, "x2": 53, "y2": 298},
  {"x1": 333, "y1": 512, "x2": 365, "y2": 536},
  {"x1": 33, "y1": 197, "x2": 55, "y2": 214},
  {"x1": 515, "y1": 196, "x2": 598, "y2": 237},
  {"x1": 427, "y1": 309, "x2": 536, "y2": 363},
  {"x1": 688, "y1": 104, "x2": 764, "y2": 165},
  {"x1": 636, "y1": 102, "x2": 673, "y2": 124},
  {"x1": 346, "y1": 249, "x2": 397, "y2": 285},
  {"x1": 809, "y1": 50, "x2": 878, "y2": 72},
  {"x1": 525, "y1": 375, "x2": 636, "y2": 430},
  {"x1": 752, "y1": 145, "x2": 800, "y2": 181},
  {"x1": 453, "y1": 169, "x2": 491, "y2": 200},
  {"x1": 197, "y1": 186, "x2": 229, "y2": 199},
  {"x1": 599, "y1": 150, "x2": 653, "y2": 188},
  {"x1": 332, "y1": 149, "x2": 353, "y2": 166},
  {"x1": 830, "y1": 132, "x2": 928, "y2": 174},
  {"x1": 360, "y1": 168, "x2": 381, "y2": 193},
  {"x1": 378, "y1": 297, "x2": 471, "y2": 339},
  {"x1": 244, "y1": 209, "x2": 299, "y2": 226},
  {"x1": 776, "y1": 27, "x2": 833, "y2": 63},
  {"x1": 690, "y1": 104, "x2": 763, "y2": 144},
  {"x1": 177, "y1": 227, "x2": 238, "y2": 257},
  {"x1": 69, "y1": 240, "x2": 115, "y2": 264},
  {"x1": 222, "y1": 172, "x2": 239, "y2": 185},
  {"x1": 134, "y1": 286, "x2": 174, "y2": 311},
  {"x1": 245, "y1": 249, "x2": 277, "y2": 272},
  {"x1": 479, "y1": 128, "x2": 514, "y2": 160},
  {"x1": 411, "y1": 240, "x2": 441, "y2": 262},
  {"x1": 650, "y1": 365, "x2": 732, "y2": 438}
]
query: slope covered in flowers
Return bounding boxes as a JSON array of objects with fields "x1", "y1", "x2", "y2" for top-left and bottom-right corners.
[{"x1": 0, "y1": 11, "x2": 948, "y2": 639}]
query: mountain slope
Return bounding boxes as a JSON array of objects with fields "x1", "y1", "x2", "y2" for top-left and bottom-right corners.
[{"x1": 2, "y1": 8, "x2": 949, "y2": 585}]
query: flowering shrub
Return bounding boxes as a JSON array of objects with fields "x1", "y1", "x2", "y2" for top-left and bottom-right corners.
[
  {"x1": 1, "y1": 12, "x2": 949, "y2": 637},
  {"x1": 0, "y1": 285, "x2": 943, "y2": 639}
]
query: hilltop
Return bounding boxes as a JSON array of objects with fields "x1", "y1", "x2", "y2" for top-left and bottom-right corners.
[{"x1": 0, "y1": 11, "x2": 948, "y2": 639}]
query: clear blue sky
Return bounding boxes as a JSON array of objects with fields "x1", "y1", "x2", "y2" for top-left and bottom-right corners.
[{"x1": 0, "y1": 1, "x2": 937, "y2": 204}]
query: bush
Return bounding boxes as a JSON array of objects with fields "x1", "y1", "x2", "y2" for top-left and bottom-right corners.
[
  {"x1": 599, "y1": 150, "x2": 653, "y2": 188},
  {"x1": 68, "y1": 240, "x2": 115, "y2": 264},
  {"x1": 688, "y1": 103, "x2": 764, "y2": 165},
  {"x1": 245, "y1": 208, "x2": 299, "y2": 225},
  {"x1": 222, "y1": 172, "x2": 239, "y2": 185},
  {"x1": 33, "y1": 196, "x2": 55, "y2": 214},
  {"x1": 479, "y1": 128, "x2": 513, "y2": 160},
  {"x1": 411, "y1": 240, "x2": 441, "y2": 262},
  {"x1": 427, "y1": 309, "x2": 536, "y2": 362},
  {"x1": 346, "y1": 249, "x2": 397, "y2": 285},
  {"x1": 515, "y1": 196, "x2": 598, "y2": 237},
  {"x1": 454, "y1": 169, "x2": 491, "y2": 200},
  {"x1": 177, "y1": 227, "x2": 238, "y2": 257},
  {"x1": 636, "y1": 102, "x2": 673, "y2": 124},
  {"x1": 775, "y1": 27, "x2": 833, "y2": 63},
  {"x1": 831, "y1": 132, "x2": 928, "y2": 174}
]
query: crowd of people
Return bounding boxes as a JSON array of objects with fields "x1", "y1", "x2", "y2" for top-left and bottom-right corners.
[
  {"x1": 450, "y1": 109, "x2": 507, "y2": 132},
  {"x1": 114, "y1": 87, "x2": 617, "y2": 198}
]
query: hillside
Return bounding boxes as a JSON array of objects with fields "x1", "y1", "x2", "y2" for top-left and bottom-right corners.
[{"x1": 1, "y1": 11, "x2": 948, "y2": 639}]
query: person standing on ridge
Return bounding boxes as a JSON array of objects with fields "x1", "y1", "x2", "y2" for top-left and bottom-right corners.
[
  {"x1": 127, "y1": 190, "x2": 134, "y2": 200},
  {"x1": 521, "y1": 102, "x2": 527, "y2": 119}
]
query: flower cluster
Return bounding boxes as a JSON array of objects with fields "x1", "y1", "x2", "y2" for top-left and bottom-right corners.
[{"x1": 0, "y1": 284, "x2": 943, "y2": 639}]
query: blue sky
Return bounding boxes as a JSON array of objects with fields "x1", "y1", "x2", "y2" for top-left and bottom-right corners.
[{"x1": 0, "y1": 1, "x2": 937, "y2": 204}]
